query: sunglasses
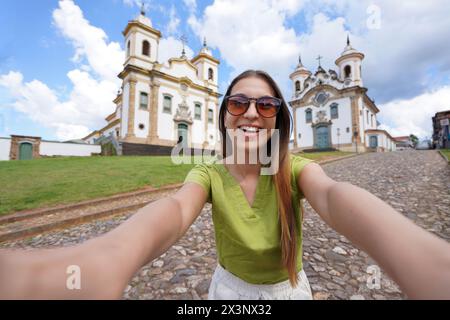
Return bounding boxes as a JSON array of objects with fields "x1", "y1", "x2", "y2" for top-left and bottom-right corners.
[{"x1": 225, "y1": 94, "x2": 282, "y2": 118}]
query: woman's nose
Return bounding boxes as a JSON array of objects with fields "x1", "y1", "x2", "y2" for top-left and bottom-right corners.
[{"x1": 243, "y1": 101, "x2": 259, "y2": 119}]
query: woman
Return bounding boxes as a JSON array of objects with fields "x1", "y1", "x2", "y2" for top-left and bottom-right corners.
[{"x1": 0, "y1": 70, "x2": 449, "y2": 299}]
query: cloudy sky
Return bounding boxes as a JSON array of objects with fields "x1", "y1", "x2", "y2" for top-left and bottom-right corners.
[{"x1": 1, "y1": 0, "x2": 449, "y2": 141}]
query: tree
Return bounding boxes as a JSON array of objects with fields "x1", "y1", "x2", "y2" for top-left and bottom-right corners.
[{"x1": 409, "y1": 134, "x2": 419, "y2": 147}]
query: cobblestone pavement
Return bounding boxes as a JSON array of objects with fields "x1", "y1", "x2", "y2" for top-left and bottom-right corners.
[{"x1": 1, "y1": 150, "x2": 449, "y2": 300}]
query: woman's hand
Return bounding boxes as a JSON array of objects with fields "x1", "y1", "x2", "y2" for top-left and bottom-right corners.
[
  {"x1": 0, "y1": 182, "x2": 208, "y2": 299},
  {"x1": 298, "y1": 162, "x2": 450, "y2": 299}
]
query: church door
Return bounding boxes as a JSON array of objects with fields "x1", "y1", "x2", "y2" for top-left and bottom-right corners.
[
  {"x1": 316, "y1": 126, "x2": 329, "y2": 149},
  {"x1": 370, "y1": 135, "x2": 378, "y2": 148},
  {"x1": 177, "y1": 123, "x2": 188, "y2": 148},
  {"x1": 19, "y1": 142, "x2": 33, "y2": 160}
]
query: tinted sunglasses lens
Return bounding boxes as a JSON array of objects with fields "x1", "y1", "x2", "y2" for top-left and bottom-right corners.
[
  {"x1": 227, "y1": 96, "x2": 248, "y2": 115},
  {"x1": 257, "y1": 97, "x2": 280, "y2": 117}
]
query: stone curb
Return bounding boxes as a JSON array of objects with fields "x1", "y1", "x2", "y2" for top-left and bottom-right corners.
[
  {"x1": 438, "y1": 150, "x2": 450, "y2": 164},
  {"x1": 0, "y1": 202, "x2": 152, "y2": 243},
  {"x1": 0, "y1": 183, "x2": 183, "y2": 225},
  {"x1": 0, "y1": 153, "x2": 362, "y2": 243},
  {"x1": 0, "y1": 194, "x2": 170, "y2": 243},
  {"x1": 314, "y1": 153, "x2": 364, "y2": 165}
]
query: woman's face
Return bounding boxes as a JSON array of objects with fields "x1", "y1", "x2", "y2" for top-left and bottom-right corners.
[{"x1": 224, "y1": 76, "x2": 277, "y2": 156}]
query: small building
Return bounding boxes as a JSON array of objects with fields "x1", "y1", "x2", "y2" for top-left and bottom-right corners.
[
  {"x1": 364, "y1": 129, "x2": 396, "y2": 152},
  {"x1": 393, "y1": 136, "x2": 413, "y2": 150},
  {"x1": 0, "y1": 135, "x2": 101, "y2": 161},
  {"x1": 432, "y1": 110, "x2": 450, "y2": 149}
]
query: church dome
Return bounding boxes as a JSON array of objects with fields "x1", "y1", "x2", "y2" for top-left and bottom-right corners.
[
  {"x1": 335, "y1": 35, "x2": 364, "y2": 66},
  {"x1": 339, "y1": 35, "x2": 363, "y2": 58},
  {"x1": 135, "y1": 4, "x2": 152, "y2": 27},
  {"x1": 136, "y1": 14, "x2": 152, "y2": 28},
  {"x1": 199, "y1": 38, "x2": 212, "y2": 56},
  {"x1": 295, "y1": 55, "x2": 309, "y2": 73},
  {"x1": 290, "y1": 55, "x2": 311, "y2": 79}
]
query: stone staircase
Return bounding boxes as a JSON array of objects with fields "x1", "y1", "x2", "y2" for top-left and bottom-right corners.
[{"x1": 96, "y1": 133, "x2": 122, "y2": 155}]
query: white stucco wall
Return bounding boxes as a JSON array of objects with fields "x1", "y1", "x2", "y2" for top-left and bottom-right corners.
[
  {"x1": 40, "y1": 141, "x2": 101, "y2": 157},
  {"x1": 134, "y1": 81, "x2": 151, "y2": 138},
  {"x1": 85, "y1": 134, "x2": 99, "y2": 145},
  {"x1": 155, "y1": 79, "x2": 219, "y2": 147},
  {"x1": 166, "y1": 60, "x2": 198, "y2": 82},
  {"x1": 0, "y1": 138, "x2": 11, "y2": 160},
  {"x1": 295, "y1": 97, "x2": 352, "y2": 148}
]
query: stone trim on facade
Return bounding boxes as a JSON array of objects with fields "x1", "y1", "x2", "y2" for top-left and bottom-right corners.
[{"x1": 9, "y1": 135, "x2": 41, "y2": 160}]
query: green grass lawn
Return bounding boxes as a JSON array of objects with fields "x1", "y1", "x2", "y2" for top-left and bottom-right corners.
[
  {"x1": 440, "y1": 149, "x2": 450, "y2": 162},
  {"x1": 295, "y1": 151, "x2": 354, "y2": 162},
  {"x1": 0, "y1": 156, "x2": 201, "y2": 216},
  {"x1": 0, "y1": 152, "x2": 354, "y2": 216}
]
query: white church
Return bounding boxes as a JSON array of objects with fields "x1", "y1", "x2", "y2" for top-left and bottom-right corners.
[
  {"x1": 82, "y1": 8, "x2": 221, "y2": 155},
  {"x1": 289, "y1": 37, "x2": 396, "y2": 153}
]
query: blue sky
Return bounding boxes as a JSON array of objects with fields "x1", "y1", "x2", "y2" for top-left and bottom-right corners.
[{"x1": 1, "y1": 0, "x2": 450, "y2": 140}]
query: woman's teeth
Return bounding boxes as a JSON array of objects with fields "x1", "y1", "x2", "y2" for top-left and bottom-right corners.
[{"x1": 239, "y1": 126, "x2": 260, "y2": 133}]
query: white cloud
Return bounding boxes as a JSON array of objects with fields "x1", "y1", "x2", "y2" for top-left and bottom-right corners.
[
  {"x1": 0, "y1": 0, "x2": 122, "y2": 140},
  {"x1": 183, "y1": 0, "x2": 197, "y2": 12},
  {"x1": 188, "y1": 0, "x2": 450, "y2": 141},
  {"x1": 287, "y1": 0, "x2": 450, "y2": 102},
  {"x1": 188, "y1": 0, "x2": 301, "y2": 90},
  {"x1": 53, "y1": 0, "x2": 123, "y2": 81},
  {"x1": 166, "y1": 5, "x2": 181, "y2": 35},
  {"x1": 377, "y1": 85, "x2": 450, "y2": 139},
  {"x1": 159, "y1": 36, "x2": 194, "y2": 65},
  {"x1": 0, "y1": 71, "x2": 90, "y2": 140}
]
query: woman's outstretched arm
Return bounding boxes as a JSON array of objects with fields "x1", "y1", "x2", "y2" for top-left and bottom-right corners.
[
  {"x1": 0, "y1": 182, "x2": 207, "y2": 299},
  {"x1": 298, "y1": 162, "x2": 450, "y2": 299}
]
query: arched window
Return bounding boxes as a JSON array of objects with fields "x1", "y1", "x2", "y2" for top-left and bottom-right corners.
[
  {"x1": 163, "y1": 94, "x2": 172, "y2": 113},
  {"x1": 208, "y1": 68, "x2": 214, "y2": 81},
  {"x1": 344, "y1": 65, "x2": 352, "y2": 79},
  {"x1": 330, "y1": 103, "x2": 339, "y2": 119},
  {"x1": 208, "y1": 108, "x2": 214, "y2": 123},
  {"x1": 194, "y1": 103, "x2": 202, "y2": 120},
  {"x1": 127, "y1": 40, "x2": 130, "y2": 57},
  {"x1": 305, "y1": 108, "x2": 312, "y2": 123},
  {"x1": 142, "y1": 40, "x2": 150, "y2": 57},
  {"x1": 295, "y1": 81, "x2": 300, "y2": 92},
  {"x1": 139, "y1": 92, "x2": 148, "y2": 110}
]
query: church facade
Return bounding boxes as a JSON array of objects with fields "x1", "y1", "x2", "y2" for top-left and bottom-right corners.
[
  {"x1": 82, "y1": 10, "x2": 221, "y2": 155},
  {"x1": 289, "y1": 38, "x2": 396, "y2": 153}
]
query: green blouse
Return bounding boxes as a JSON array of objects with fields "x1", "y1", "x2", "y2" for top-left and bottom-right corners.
[{"x1": 183, "y1": 154, "x2": 314, "y2": 284}]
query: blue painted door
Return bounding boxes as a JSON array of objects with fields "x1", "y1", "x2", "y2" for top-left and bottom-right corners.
[
  {"x1": 177, "y1": 123, "x2": 188, "y2": 148},
  {"x1": 19, "y1": 143, "x2": 33, "y2": 160},
  {"x1": 370, "y1": 135, "x2": 378, "y2": 148},
  {"x1": 316, "y1": 126, "x2": 329, "y2": 149}
]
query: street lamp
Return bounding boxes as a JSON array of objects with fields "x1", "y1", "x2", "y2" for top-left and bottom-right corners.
[{"x1": 337, "y1": 128, "x2": 340, "y2": 151}]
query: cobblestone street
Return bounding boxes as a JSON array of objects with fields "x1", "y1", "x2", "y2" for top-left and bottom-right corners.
[{"x1": 1, "y1": 150, "x2": 449, "y2": 300}]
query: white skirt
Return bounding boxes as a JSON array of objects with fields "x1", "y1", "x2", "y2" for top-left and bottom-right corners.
[{"x1": 208, "y1": 263, "x2": 313, "y2": 300}]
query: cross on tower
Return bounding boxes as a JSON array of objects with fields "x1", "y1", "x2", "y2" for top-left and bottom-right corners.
[
  {"x1": 179, "y1": 34, "x2": 188, "y2": 58},
  {"x1": 316, "y1": 55, "x2": 323, "y2": 67},
  {"x1": 140, "y1": 2, "x2": 146, "y2": 16}
]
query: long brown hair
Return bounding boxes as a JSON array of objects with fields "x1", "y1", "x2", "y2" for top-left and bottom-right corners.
[{"x1": 218, "y1": 70, "x2": 300, "y2": 287}]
